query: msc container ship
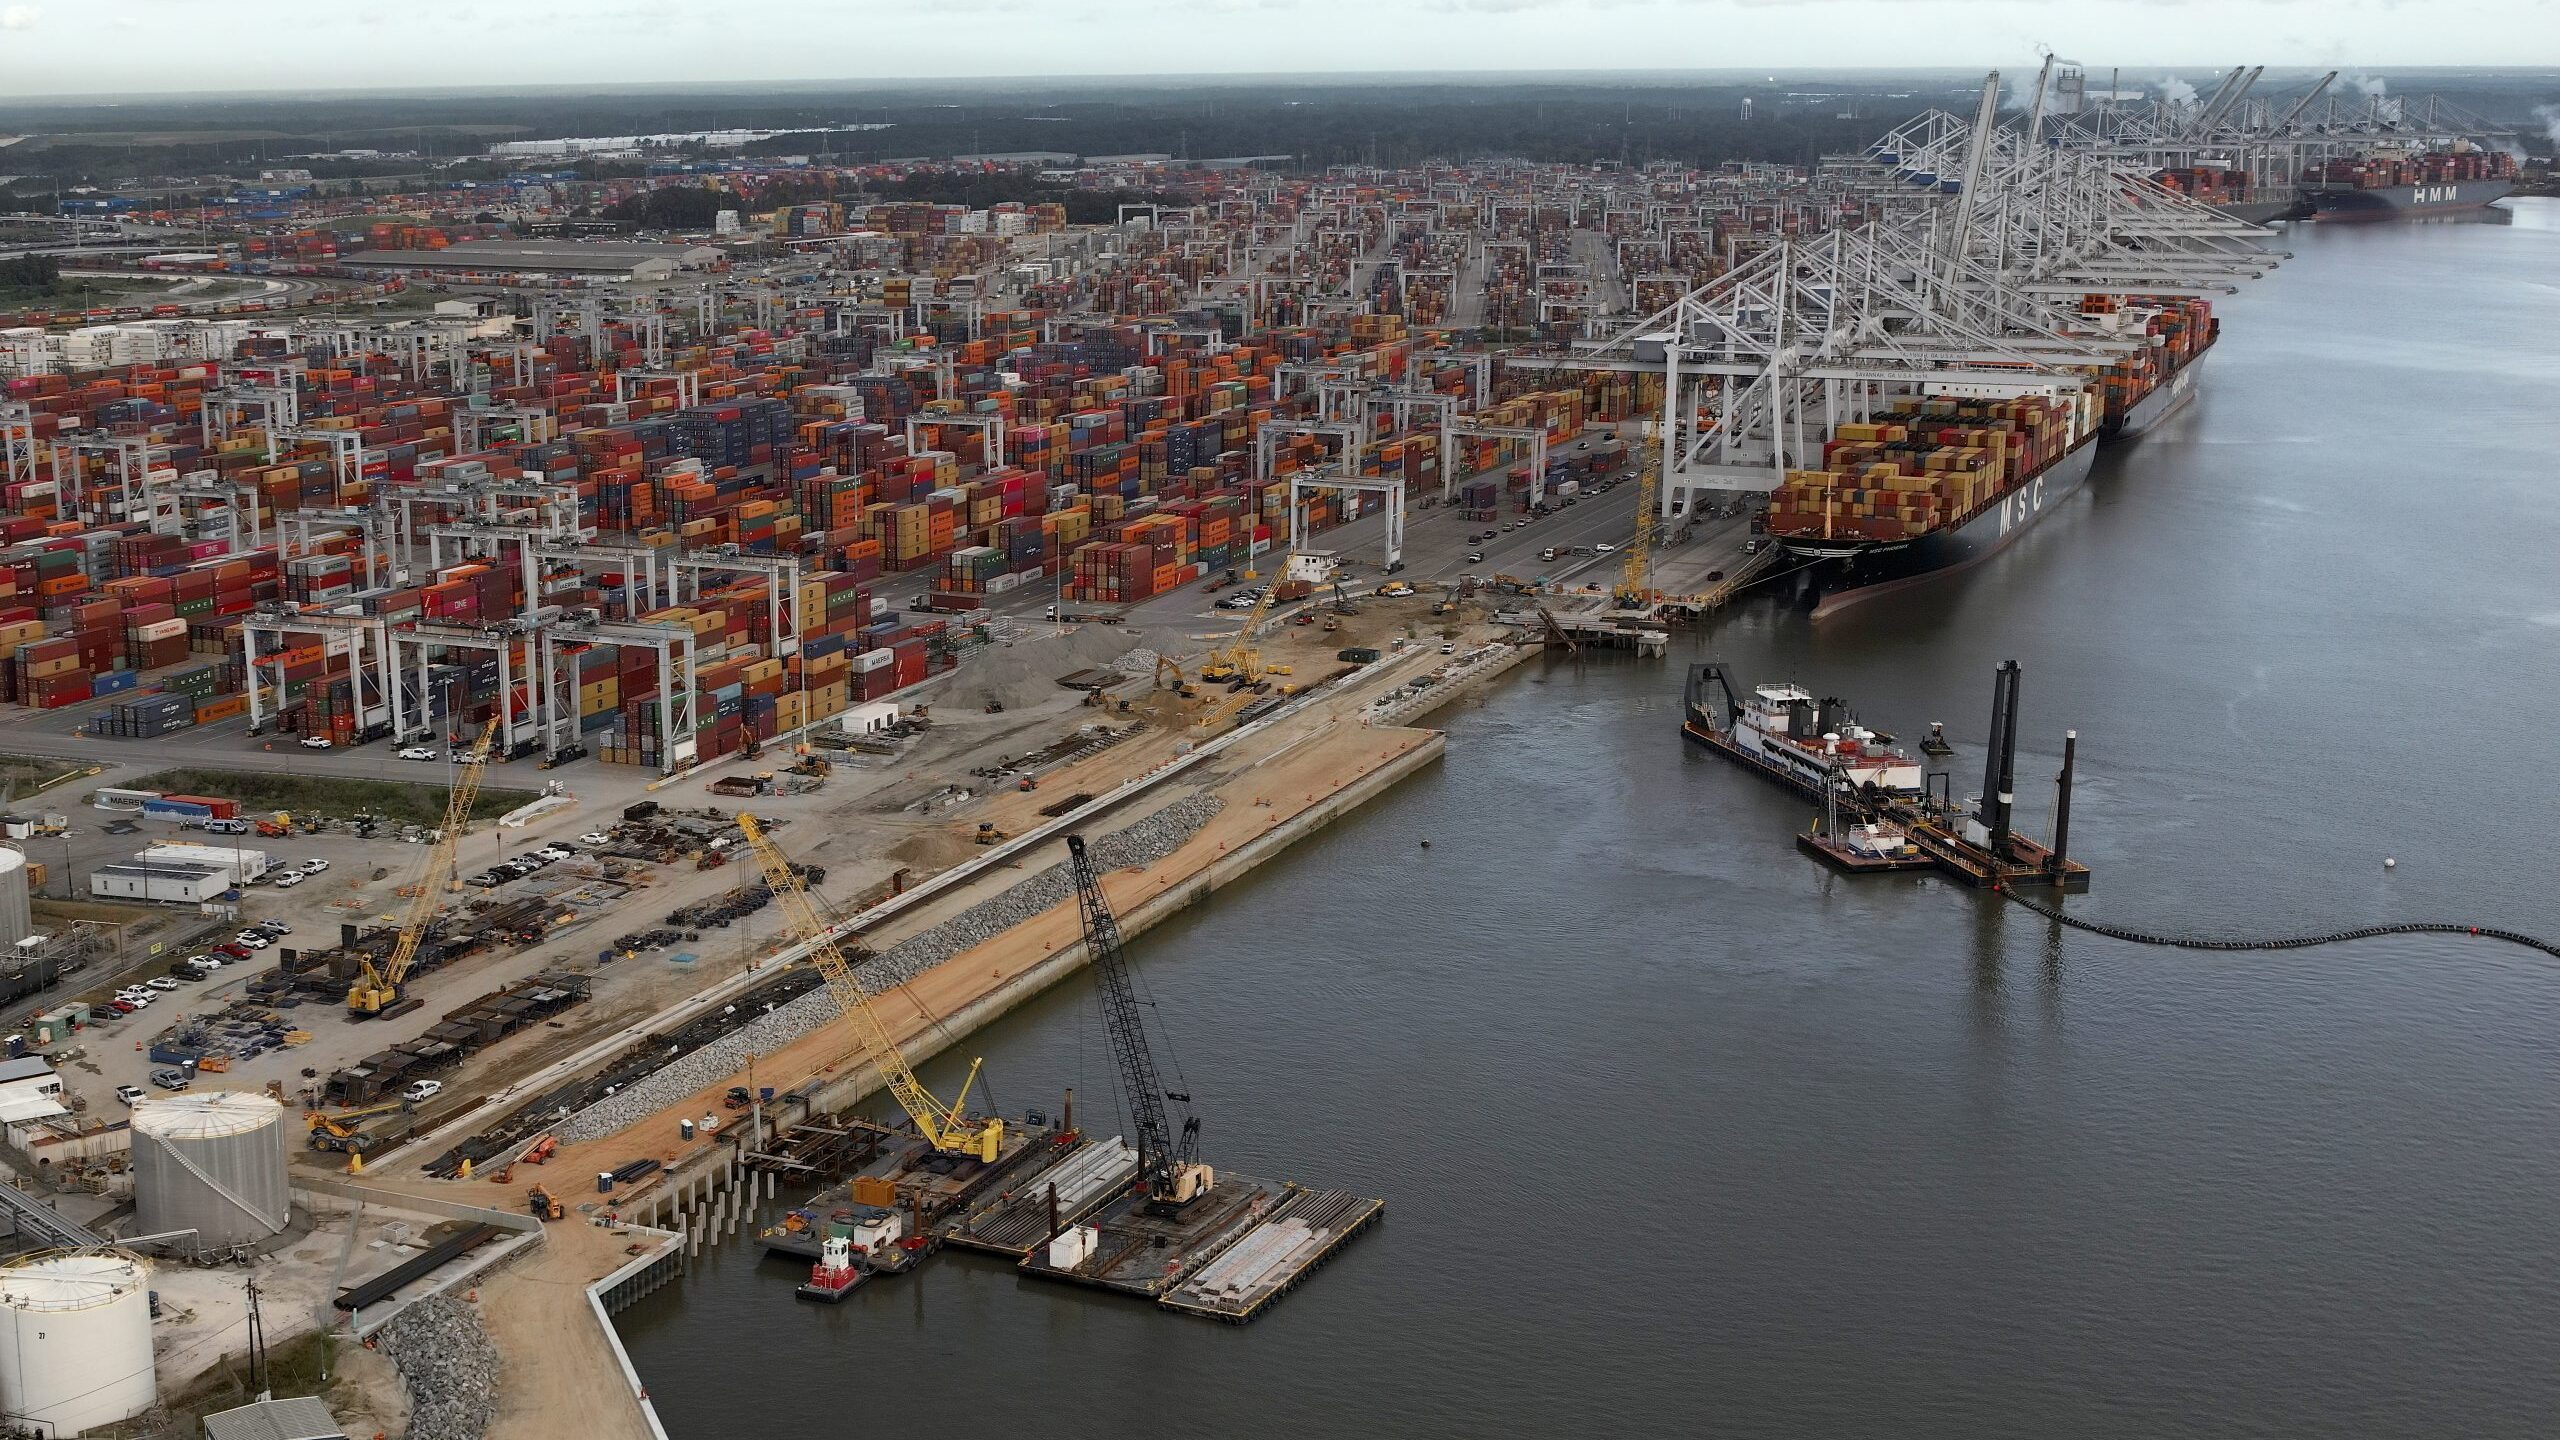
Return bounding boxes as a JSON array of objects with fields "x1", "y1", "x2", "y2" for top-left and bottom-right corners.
[
  {"x1": 1762, "y1": 297, "x2": 2215, "y2": 614},
  {"x1": 2303, "y1": 149, "x2": 2516, "y2": 221}
]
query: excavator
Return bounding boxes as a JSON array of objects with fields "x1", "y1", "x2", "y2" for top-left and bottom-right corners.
[
  {"x1": 349, "y1": 725, "x2": 496, "y2": 1017},
  {"x1": 734, "y1": 813, "x2": 1006, "y2": 1162},
  {"x1": 306, "y1": 1099, "x2": 417, "y2": 1154},
  {"x1": 1064, "y1": 835, "x2": 1213, "y2": 1213}
]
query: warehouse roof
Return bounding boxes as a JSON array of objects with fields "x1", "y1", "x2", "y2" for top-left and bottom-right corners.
[
  {"x1": 346, "y1": 239, "x2": 720, "y2": 274},
  {"x1": 92, "y1": 860, "x2": 229, "y2": 880},
  {"x1": 203, "y1": 1394, "x2": 350, "y2": 1440}
]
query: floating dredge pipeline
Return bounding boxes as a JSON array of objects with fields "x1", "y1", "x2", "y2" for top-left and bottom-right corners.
[{"x1": 1992, "y1": 883, "x2": 2560, "y2": 960}]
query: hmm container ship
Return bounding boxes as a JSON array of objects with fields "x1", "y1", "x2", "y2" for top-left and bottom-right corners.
[
  {"x1": 1761, "y1": 297, "x2": 2214, "y2": 613},
  {"x1": 2303, "y1": 148, "x2": 2515, "y2": 220}
]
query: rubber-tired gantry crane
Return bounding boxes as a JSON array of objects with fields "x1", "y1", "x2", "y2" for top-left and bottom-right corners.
[
  {"x1": 735, "y1": 812, "x2": 1005, "y2": 1162},
  {"x1": 1064, "y1": 834, "x2": 1213, "y2": 1213},
  {"x1": 347, "y1": 725, "x2": 495, "y2": 1017}
]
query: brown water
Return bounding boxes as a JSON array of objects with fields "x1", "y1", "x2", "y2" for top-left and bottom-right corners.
[{"x1": 616, "y1": 201, "x2": 2560, "y2": 1438}]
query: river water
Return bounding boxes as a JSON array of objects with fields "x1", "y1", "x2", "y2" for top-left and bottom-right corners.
[{"x1": 617, "y1": 202, "x2": 2560, "y2": 1437}]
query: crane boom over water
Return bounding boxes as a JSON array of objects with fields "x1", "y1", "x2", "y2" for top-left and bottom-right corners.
[{"x1": 1065, "y1": 834, "x2": 1211, "y2": 1212}]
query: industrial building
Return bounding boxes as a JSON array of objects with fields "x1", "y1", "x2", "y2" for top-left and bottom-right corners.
[
  {"x1": 89, "y1": 860, "x2": 234, "y2": 905},
  {"x1": 343, "y1": 238, "x2": 721, "y2": 280},
  {"x1": 137, "y1": 842, "x2": 274, "y2": 887}
]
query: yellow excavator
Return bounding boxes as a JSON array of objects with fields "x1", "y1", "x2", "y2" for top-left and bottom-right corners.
[
  {"x1": 735, "y1": 813, "x2": 1005, "y2": 1162},
  {"x1": 349, "y1": 725, "x2": 496, "y2": 1017}
]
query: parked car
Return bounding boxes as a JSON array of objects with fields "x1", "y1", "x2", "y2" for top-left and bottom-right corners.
[
  {"x1": 300, "y1": 858, "x2": 330, "y2": 873},
  {"x1": 404, "y1": 1079, "x2": 444, "y2": 1103},
  {"x1": 145, "y1": 977, "x2": 180, "y2": 992},
  {"x1": 299, "y1": 736, "x2": 333, "y2": 749},
  {"x1": 114, "y1": 1085, "x2": 145, "y2": 1106},
  {"x1": 232, "y1": 933, "x2": 270, "y2": 950},
  {"x1": 536, "y1": 844, "x2": 574, "y2": 861},
  {"x1": 272, "y1": 872, "x2": 304, "y2": 888},
  {"x1": 255, "y1": 920, "x2": 291, "y2": 936},
  {"x1": 578, "y1": 832, "x2": 613, "y2": 847},
  {"x1": 149, "y1": 1066, "x2": 190, "y2": 1091},
  {"x1": 212, "y1": 943, "x2": 250, "y2": 959},
  {"x1": 396, "y1": 746, "x2": 437, "y2": 761}
]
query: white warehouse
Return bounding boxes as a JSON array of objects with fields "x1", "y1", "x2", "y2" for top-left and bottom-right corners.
[
  {"x1": 136, "y1": 843, "x2": 272, "y2": 886},
  {"x1": 89, "y1": 860, "x2": 232, "y2": 905}
]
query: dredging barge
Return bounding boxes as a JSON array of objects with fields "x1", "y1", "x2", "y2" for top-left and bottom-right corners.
[{"x1": 1685, "y1": 659, "x2": 2091, "y2": 891}]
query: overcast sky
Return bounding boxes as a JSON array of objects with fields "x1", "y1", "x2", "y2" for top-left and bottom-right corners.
[{"x1": 0, "y1": 0, "x2": 2542, "y2": 97}]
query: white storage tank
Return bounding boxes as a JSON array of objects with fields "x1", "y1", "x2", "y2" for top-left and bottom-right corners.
[
  {"x1": 132, "y1": 1092, "x2": 291, "y2": 1252},
  {"x1": 0, "y1": 847, "x2": 28, "y2": 950},
  {"x1": 0, "y1": 1253, "x2": 156, "y2": 1434}
]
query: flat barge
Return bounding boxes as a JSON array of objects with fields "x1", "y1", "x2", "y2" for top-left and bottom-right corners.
[
  {"x1": 1159, "y1": 1186, "x2": 1385, "y2": 1324},
  {"x1": 1019, "y1": 1170, "x2": 1285, "y2": 1301},
  {"x1": 757, "y1": 1114, "x2": 1064, "y2": 1261},
  {"x1": 942, "y1": 1134, "x2": 1138, "y2": 1257}
]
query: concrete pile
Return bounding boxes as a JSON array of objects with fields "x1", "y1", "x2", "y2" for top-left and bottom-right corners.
[
  {"x1": 373, "y1": 1294, "x2": 500, "y2": 1440},
  {"x1": 555, "y1": 795, "x2": 1223, "y2": 1141}
]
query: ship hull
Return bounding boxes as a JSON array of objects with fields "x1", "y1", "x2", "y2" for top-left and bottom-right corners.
[
  {"x1": 2306, "y1": 179, "x2": 2512, "y2": 221},
  {"x1": 2104, "y1": 343, "x2": 2209, "y2": 441},
  {"x1": 1783, "y1": 442, "x2": 2100, "y2": 617},
  {"x1": 2211, "y1": 196, "x2": 2309, "y2": 225}
]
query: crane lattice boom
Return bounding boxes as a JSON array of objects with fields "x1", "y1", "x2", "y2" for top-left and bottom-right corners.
[
  {"x1": 349, "y1": 725, "x2": 495, "y2": 1015},
  {"x1": 734, "y1": 812, "x2": 1001, "y2": 1161},
  {"x1": 1065, "y1": 834, "x2": 1204, "y2": 1206}
]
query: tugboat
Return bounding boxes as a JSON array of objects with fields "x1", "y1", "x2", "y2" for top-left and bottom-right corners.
[
  {"x1": 796, "y1": 1227, "x2": 864, "y2": 1303},
  {"x1": 1682, "y1": 662, "x2": 1924, "y2": 801}
]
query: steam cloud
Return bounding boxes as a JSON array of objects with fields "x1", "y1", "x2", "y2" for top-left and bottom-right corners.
[{"x1": 2158, "y1": 77, "x2": 2199, "y2": 107}]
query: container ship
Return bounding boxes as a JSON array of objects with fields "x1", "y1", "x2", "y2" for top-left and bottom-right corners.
[
  {"x1": 2302, "y1": 149, "x2": 2516, "y2": 220},
  {"x1": 1761, "y1": 297, "x2": 2213, "y2": 612},
  {"x1": 2151, "y1": 166, "x2": 2309, "y2": 226}
]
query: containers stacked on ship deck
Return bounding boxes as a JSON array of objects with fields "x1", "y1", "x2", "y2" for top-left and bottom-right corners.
[{"x1": 1763, "y1": 394, "x2": 2085, "y2": 545}]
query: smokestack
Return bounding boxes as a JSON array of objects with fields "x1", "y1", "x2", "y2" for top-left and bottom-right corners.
[
  {"x1": 2050, "y1": 730, "x2": 2077, "y2": 880},
  {"x1": 1992, "y1": 663, "x2": 2022, "y2": 859},
  {"x1": 1977, "y1": 662, "x2": 2011, "y2": 832}
]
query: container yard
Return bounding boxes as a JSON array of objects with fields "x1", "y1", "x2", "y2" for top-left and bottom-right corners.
[{"x1": 0, "y1": 48, "x2": 2462, "y2": 1440}]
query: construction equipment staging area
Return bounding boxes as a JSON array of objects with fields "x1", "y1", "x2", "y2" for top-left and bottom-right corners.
[
  {"x1": 735, "y1": 826, "x2": 1384, "y2": 1322},
  {"x1": 262, "y1": 591, "x2": 1480, "y2": 1440}
]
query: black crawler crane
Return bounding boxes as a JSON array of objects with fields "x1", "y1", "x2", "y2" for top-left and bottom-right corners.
[{"x1": 1065, "y1": 834, "x2": 1214, "y2": 1215}]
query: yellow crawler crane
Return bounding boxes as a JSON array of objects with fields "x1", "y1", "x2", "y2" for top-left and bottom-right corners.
[
  {"x1": 1198, "y1": 550, "x2": 1295, "y2": 684},
  {"x1": 348, "y1": 726, "x2": 496, "y2": 1016},
  {"x1": 734, "y1": 812, "x2": 1004, "y2": 1162}
]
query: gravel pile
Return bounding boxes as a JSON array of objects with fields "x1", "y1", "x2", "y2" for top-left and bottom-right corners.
[
  {"x1": 374, "y1": 1294, "x2": 499, "y2": 1440},
  {"x1": 554, "y1": 794, "x2": 1224, "y2": 1142},
  {"x1": 945, "y1": 626, "x2": 1147, "y2": 711}
]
